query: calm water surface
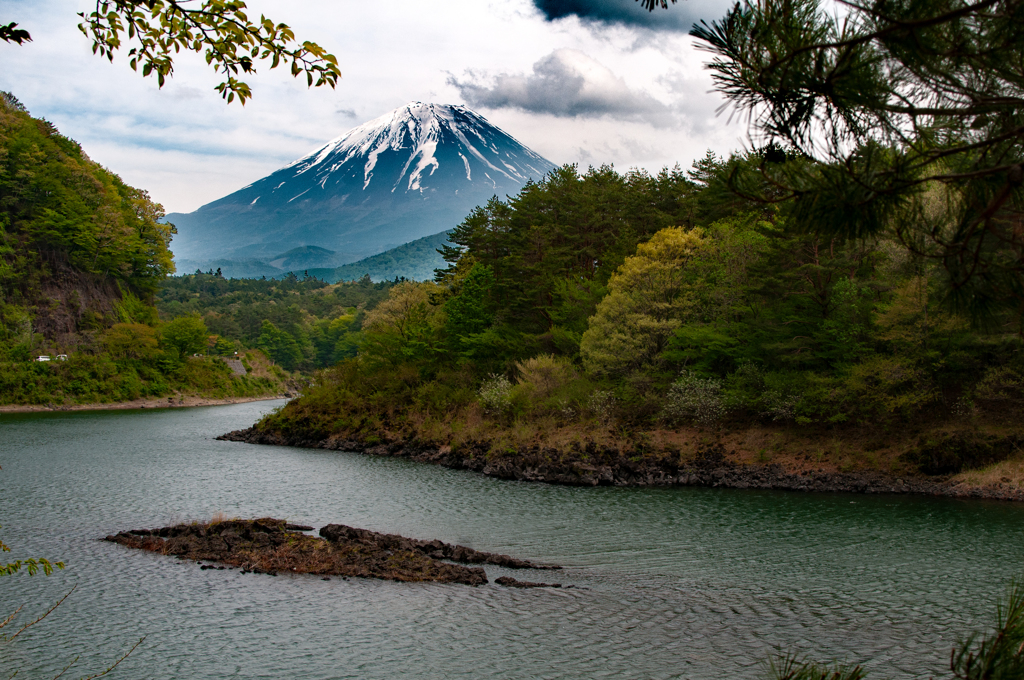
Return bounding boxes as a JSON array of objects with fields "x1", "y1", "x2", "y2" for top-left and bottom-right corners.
[{"x1": 1, "y1": 401, "x2": 1022, "y2": 679}]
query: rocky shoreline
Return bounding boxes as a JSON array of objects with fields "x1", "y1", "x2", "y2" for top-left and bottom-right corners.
[
  {"x1": 218, "y1": 427, "x2": 1024, "y2": 502},
  {"x1": 105, "y1": 518, "x2": 561, "y2": 586}
]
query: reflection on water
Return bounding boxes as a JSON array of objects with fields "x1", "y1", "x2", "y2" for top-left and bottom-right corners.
[{"x1": 1, "y1": 402, "x2": 1021, "y2": 679}]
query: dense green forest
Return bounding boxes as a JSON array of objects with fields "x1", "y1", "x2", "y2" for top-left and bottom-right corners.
[
  {"x1": 259, "y1": 155, "x2": 1023, "y2": 475},
  {"x1": 0, "y1": 93, "x2": 286, "y2": 405},
  {"x1": 155, "y1": 273, "x2": 394, "y2": 372}
]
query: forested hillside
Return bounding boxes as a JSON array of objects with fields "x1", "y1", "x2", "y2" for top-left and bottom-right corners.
[
  {"x1": 256, "y1": 156, "x2": 1024, "y2": 478},
  {"x1": 0, "y1": 93, "x2": 285, "y2": 405},
  {"x1": 156, "y1": 273, "x2": 394, "y2": 372},
  {"x1": 0, "y1": 92, "x2": 173, "y2": 346}
]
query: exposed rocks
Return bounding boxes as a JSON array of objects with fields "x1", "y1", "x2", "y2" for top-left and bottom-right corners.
[
  {"x1": 222, "y1": 358, "x2": 247, "y2": 377},
  {"x1": 495, "y1": 576, "x2": 561, "y2": 588},
  {"x1": 217, "y1": 428, "x2": 1024, "y2": 502},
  {"x1": 318, "y1": 524, "x2": 560, "y2": 570},
  {"x1": 103, "y1": 518, "x2": 538, "y2": 586}
]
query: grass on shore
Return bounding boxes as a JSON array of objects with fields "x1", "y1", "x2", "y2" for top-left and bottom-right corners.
[{"x1": 264, "y1": 383, "x2": 1024, "y2": 489}]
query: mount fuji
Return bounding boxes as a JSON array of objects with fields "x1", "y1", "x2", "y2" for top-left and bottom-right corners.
[{"x1": 166, "y1": 102, "x2": 557, "y2": 272}]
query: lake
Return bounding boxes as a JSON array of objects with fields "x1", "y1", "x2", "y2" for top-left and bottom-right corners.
[{"x1": 1, "y1": 401, "x2": 1021, "y2": 679}]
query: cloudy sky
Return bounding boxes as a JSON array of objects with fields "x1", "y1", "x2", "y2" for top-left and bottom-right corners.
[{"x1": 0, "y1": 0, "x2": 742, "y2": 214}]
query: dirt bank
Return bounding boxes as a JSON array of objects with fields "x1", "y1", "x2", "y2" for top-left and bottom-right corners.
[{"x1": 218, "y1": 427, "x2": 1024, "y2": 502}]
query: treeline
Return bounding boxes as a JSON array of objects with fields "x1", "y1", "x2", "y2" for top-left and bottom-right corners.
[
  {"x1": 155, "y1": 272, "x2": 394, "y2": 371},
  {"x1": 262, "y1": 156, "x2": 1023, "y2": 454}
]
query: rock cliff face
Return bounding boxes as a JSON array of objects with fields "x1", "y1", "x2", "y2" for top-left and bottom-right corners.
[{"x1": 167, "y1": 102, "x2": 557, "y2": 267}]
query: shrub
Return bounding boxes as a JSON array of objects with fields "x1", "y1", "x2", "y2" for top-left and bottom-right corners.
[
  {"x1": 723, "y1": 361, "x2": 766, "y2": 411},
  {"x1": 952, "y1": 395, "x2": 976, "y2": 420},
  {"x1": 974, "y1": 366, "x2": 1024, "y2": 404},
  {"x1": 902, "y1": 433, "x2": 1024, "y2": 475},
  {"x1": 586, "y1": 389, "x2": 617, "y2": 425},
  {"x1": 478, "y1": 374, "x2": 513, "y2": 414},
  {"x1": 841, "y1": 355, "x2": 936, "y2": 419},
  {"x1": 760, "y1": 390, "x2": 800, "y2": 422},
  {"x1": 557, "y1": 399, "x2": 578, "y2": 422},
  {"x1": 515, "y1": 354, "x2": 577, "y2": 400},
  {"x1": 663, "y1": 370, "x2": 726, "y2": 426}
]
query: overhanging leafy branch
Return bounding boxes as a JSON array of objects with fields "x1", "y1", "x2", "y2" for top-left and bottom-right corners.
[{"x1": 77, "y1": 0, "x2": 340, "y2": 104}]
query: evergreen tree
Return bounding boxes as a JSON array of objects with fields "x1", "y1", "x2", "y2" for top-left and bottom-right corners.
[{"x1": 685, "y1": 0, "x2": 1024, "y2": 326}]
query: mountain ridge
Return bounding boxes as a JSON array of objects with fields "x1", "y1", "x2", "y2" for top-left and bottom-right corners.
[
  {"x1": 308, "y1": 230, "x2": 451, "y2": 283},
  {"x1": 178, "y1": 230, "x2": 451, "y2": 281}
]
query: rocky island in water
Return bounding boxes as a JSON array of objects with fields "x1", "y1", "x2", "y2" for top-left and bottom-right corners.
[{"x1": 105, "y1": 518, "x2": 561, "y2": 587}]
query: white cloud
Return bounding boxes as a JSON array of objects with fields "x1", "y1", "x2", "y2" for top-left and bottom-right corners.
[
  {"x1": 449, "y1": 49, "x2": 675, "y2": 127},
  {"x1": 0, "y1": 0, "x2": 745, "y2": 214}
]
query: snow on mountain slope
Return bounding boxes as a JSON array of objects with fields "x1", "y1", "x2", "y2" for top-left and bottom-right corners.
[{"x1": 167, "y1": 103, "x2": 556, "y2": 265}]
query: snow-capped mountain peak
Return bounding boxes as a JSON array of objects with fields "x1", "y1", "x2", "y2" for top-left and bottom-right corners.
[
  {"x1": 286, "y1": 102, "x2": 550, "y2": 195},
  {"x1": 167, "y1": 102, "x2": 556, "y2": 264}
]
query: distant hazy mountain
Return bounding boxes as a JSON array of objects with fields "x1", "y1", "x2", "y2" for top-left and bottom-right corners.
[
  {"x1": 176, "y1": 257, "x2": 284, "y2": 279},
  {"x1": 178, "y1": 232, "x2": 452, "y2": 281},
  {"x1": 264, "y1": 245, "x2": 341, "y2": 270},
  {"x1": 309, "y1": 230, "x2": 452, "y2": 283},
  {"x1": 166, "y1": 102, "x2": 556, "y2": 265}
]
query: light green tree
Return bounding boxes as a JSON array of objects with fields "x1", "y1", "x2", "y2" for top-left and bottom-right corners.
[
  {"x1": 361, "y1": 281, "x2": 443, "y2": 365},
  {"x1": 363, "y1": 282, "x2": 439, "y2": 339},
  {"x1": 161, "y1": 314, "x2": 208, "y2": 357},
  {"x1": 580, "y1": 227, "x2": 713, "y2": 376},
  {"x1": 1, "y1": 530, "x2": 62, "y2": 578},
  {"x1": 102, "y1": 322, "x2": 161, "y2": 360},
  {"x1": 2, "y1": 520, "x2": 141, "y2": 677}
]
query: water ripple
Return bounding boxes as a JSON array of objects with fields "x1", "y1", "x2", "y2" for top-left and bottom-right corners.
[{"x1": 1, "y1": 403, "x2": 1022, "y2": 678}]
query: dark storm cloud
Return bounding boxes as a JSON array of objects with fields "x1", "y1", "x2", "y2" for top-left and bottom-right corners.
[
  {"x1": 530, "y1": 0, "x2": 732, "y2": 32},
  {"x1": 448, "y1": 49, "x2": 674, "y2": 127}
]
